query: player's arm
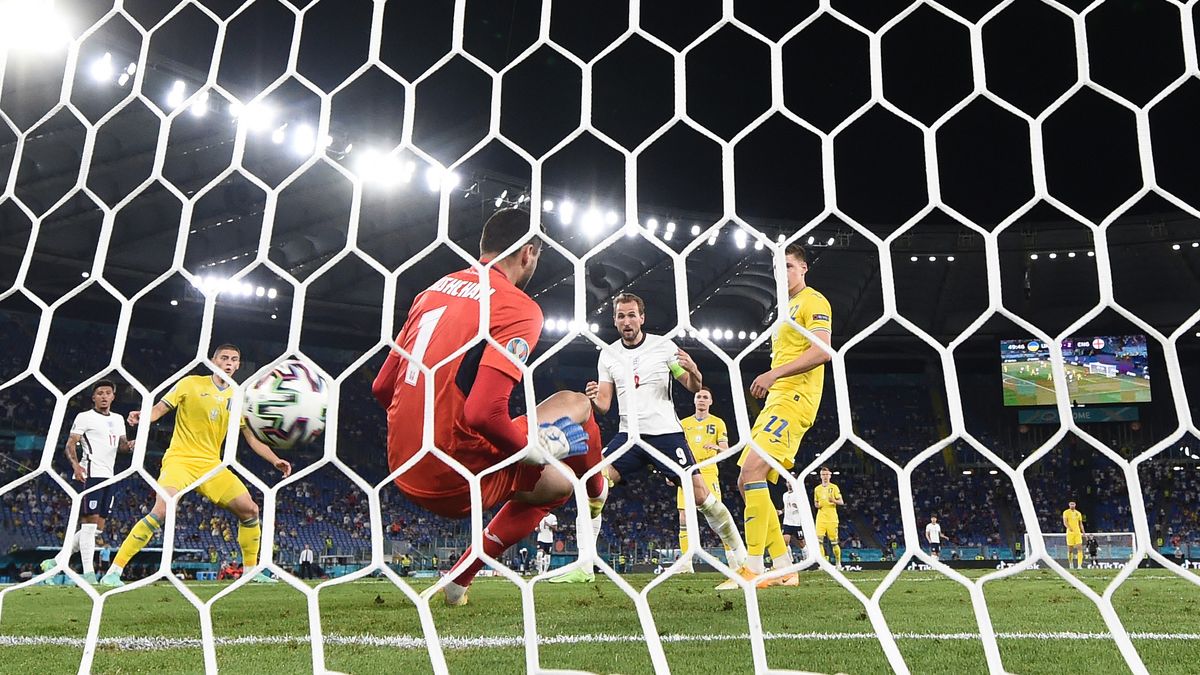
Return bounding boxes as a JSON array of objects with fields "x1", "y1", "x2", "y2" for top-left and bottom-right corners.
[
  {"x1": 240, "y1": 425, "x2": 292, "y2": 477},
  {"x1": 1062, "y1": 512, "x2": 1069, "y2": 530},
  {"x1": 463, "y1": 365, "x2": 528, "y2": 455},
  {"x1": 127, "y1": 400, "x2": 171, "y2": 427},
  {"x1": 671, "y1": 347, "x2": 702, "y2": 393},
  {"x1": 832, "y1": 487, "x2": 845, "y2": 506},
  {"x1": 371, "y1": 346, "x2": 404, "y2": 408},
  {"x1": 118, "y1": 435, "x2": 132, "y2": 453},
  {"x1": 1079, "y1": 517, "x2": 1086, "y2": 536},
  {"x1": 585, "y1": 379, "x2": 615, "y2": 415},
  {"x1": 750, "y1": 330, "x2": 833, "y2": 398},
  {"x1": 64, "y1": 433, "x2": 85, "y2": 482}
]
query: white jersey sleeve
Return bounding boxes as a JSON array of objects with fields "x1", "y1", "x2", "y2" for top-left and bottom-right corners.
[
  {"x1": 782, "y1": 491, "x2": 803, "y2": 526},
  {"x1": 600, "y1": 334, "x2": 684, "y2": 436},
  {"x1": 925, "y1": 523, "x2": 941, "y2": 543}
]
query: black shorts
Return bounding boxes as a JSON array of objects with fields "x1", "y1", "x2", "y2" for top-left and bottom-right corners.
[
  {"x1": 606, "y1": 432, "x2": 696, "y2": 487},
  {"x1": 537, "y1": 541, "x2": 552, "y2": 554},
  {"x1": 930, "y1": 543, "x2": 941, "y2": 554},
  {"x1": 782, "y1": 524, "x2": 803, "y2": 539},
  {"x1": 80, "y1": 477, "x2": 116, "y2": 518}
]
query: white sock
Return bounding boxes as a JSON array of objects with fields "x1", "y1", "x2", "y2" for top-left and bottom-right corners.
[
  {"x1": 587, "y1": 513, "x2": 602, "y2": 568},
  {"x1": 107, "y1": 562, "x2": 124, "y2": 577},
  {"x1": 697, "y1": 494, "x2": 747, "y2": 563},
  {"x1": 78, "y1": 523, "x2": 97, "y2": 574},
  {"x1": 70, "y1": 528, "x2": 81, "y2": 554},
  {"x1": 747, "y1": 554, "x2": 765, "y2": 574},
  {"x1": 774, "y1": 550, "x2": 794, "y2": 569}
]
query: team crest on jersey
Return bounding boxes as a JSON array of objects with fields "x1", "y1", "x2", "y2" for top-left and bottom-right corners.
[
  {"x1": 505, "y1": 337, "x2": 530, "y2": 363},
  {"x1": 209, "y1": 408, "x2": 219, "y2": 421}
]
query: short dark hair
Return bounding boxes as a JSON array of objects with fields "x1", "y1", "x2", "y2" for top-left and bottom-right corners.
[
  {"x1": 698, "y1": 385, "x2": 713, "y2": 395},
  {"x1": 612, "y1": 293, "x2": 645, "y2": 315},
  {"x1": 212, "y1": 343, "x2": 241, "y2": 357},
  {"x1": 820, "y1": 465, "x2": 832, "y2": 473},
  {"x1": 785, "y1": 243, "x2": 808, "y2": 262},
  {"x1": 480, "y1": 208, "x2": 542, "y2": 257},
  {"x1": 93, "y1": 379, "x2": 116, "y2": 393}
]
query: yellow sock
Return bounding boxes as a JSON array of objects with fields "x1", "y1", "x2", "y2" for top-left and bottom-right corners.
[
  {"x1": 114, "y1": 514, "x2": 162, "y2": 568},
  {"x1": 1077, "y1": 549, "x2": 1083, "y2": 568},
  {"x1": 765, "y1": 507, "x2": 788, "y2": 561},
  {"x1": 833, "y1": 545, "x2": 842, "y2": 565},
  {"x1": 744, "y1": 482, "x2": 771, "y2": 558},
  {"x1": 238, "y1": 517, "x2": 261, "y2": 568},
  {"x1": 679, "y1": 526, "x2": 689, "y2": 555}
]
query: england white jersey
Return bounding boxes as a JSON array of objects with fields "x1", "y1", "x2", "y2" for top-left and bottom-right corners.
[
  {"x1": 925, "y1": 522, "x2": 942, "y2": 544},
  {"x1": 782, "y1": 490, "x2": 803, "y2": 526},
  {"x1": 70, "y1": 409, "x2": 125, "y2": 479},
  {"x1": 598, "y1": 333, "x2": 684, "y2": 436},
  {"x1": 536, "y1": 514, "x2": 557, "y2": 543}
]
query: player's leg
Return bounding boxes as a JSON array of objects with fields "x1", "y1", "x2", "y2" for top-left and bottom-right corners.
[
  {"x1": 218, "y1": 477, "x2": 278, "y2": 584},
  {"x1": 101, "y1": 485, "x2": 174, "y2": 586},
  {"x1": 676, "y1": 503, "x2": 695, "y2": 572}
]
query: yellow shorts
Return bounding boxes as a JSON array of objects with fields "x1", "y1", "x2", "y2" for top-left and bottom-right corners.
[
  {"x1": 738, "y1": 389, "x2": 817, "y2": 482},
  {"x1": 158, "y1": 457, "x2": 248, "y2": 508},
  {"x1": 816, "y1": 518, "x2": 839, "y2": 543},
  {"x1": 676, "y1": 473, "x2": 721, "y2": 510},
  {"x1": 1066, "y1": 532, "x2": 1083, "y2": 547}
]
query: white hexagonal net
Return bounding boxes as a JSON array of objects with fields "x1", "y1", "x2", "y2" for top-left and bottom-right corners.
[{"x1": 1, "y1": 1, "x2": 1199, "y2": 674}]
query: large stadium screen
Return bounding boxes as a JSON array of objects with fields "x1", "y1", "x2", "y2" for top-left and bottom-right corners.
[{"x1": 1000, "y1": 335, "x2": 1151, "y2": 406}]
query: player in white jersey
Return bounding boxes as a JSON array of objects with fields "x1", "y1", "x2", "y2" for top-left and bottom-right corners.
[
  {"x1": 780, "y1": 479, "x2": 804, "y2": 560},
  {"x1": 535, "y1": 513, "x2": 557, "y2": 574},
  {"x1": 41, "y1": 380, "x2": 130, "y2": 584},
  {"x1": 550, "y1": 294, "x2": 747, "y2": 583},
  {"x1": 925, "y1": 516, "x2": 943, "y2": 559}
]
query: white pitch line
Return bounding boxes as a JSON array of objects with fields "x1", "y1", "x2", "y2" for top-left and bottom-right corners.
[{"x1": 2, "y1": 631, "x2": 1199, "y2": 651}]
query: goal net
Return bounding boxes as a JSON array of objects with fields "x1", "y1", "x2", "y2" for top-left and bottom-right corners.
[
  {"x1": 1, "y1": 0, "x2": 1198, "y2": 674},
  {"x1": 1026, "y1": 532, "x2": 1137, "y2": 563}
]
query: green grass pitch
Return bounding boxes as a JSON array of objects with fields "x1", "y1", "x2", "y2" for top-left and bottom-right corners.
[
  {"x1": 2, "y1": 568, "x2": 1198, "y2": 673},
  {"x1": 1001, "y1": 361, "x2": 1150, "y2": 407}
]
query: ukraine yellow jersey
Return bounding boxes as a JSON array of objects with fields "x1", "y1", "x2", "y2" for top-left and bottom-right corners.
[
  {"x1": 1063, "y1": 509, "x2": 1083, "y2": 533},
  {"x1": 770, "y1": 286, "x2": 832, "y2": 397},
  {"x1": 814, "y1": 482, "x2": 841, "y2": 522},
  {"x1": 680, "y1": 414, "x2": 727, "y2": 479},
  {"x1": 161, "y1": 375, "x2": 243, "y2": 463}
]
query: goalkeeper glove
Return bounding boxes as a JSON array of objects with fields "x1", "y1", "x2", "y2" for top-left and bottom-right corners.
[{"x1": 524, "y1": 417, "x2": 589, "y2": 465}]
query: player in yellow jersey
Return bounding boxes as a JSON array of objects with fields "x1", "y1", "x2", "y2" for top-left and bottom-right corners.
[
  {"x1": 677, "y1": 387, "x2": 729, "y2": 572},
  {"x1": 813, "y1": 466, "x2": 844, "y2": 568},
  {"x1": 99, "y1": 344, "x2": 292, "y2": 587},
  {"x1": 1062, "y1": 500, "x2": 1086, "y2": 570},
  {"x1": 718, "y1": 243, "x2": 832, "y2": 590}
]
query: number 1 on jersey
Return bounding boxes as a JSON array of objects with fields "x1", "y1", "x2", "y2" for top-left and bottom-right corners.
[{"x1": 404, "y1": 306, "x2": 447, "y2": 386}]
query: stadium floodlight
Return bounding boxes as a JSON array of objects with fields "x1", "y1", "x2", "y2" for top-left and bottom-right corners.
[
  {"x1": 1087, "y1": 251, "x2": 1095, "y2": 257},
  {"x1": 910, "y1": 256, "x2": 918, "y2": 262},
  {"x1": 989, "y1": 469, "x2": 998, "y2": 475},
  {"x1": 807, "y1": 236, "x2": 815, "y2": 245},
  {"x1": 559, "y1": 200, "x2": 575, "y2": 225},
  {"x1": 1172, "y1": 244, "x2": 1181, "y2": 251},
  {"x1": 117, "y1": 73, "x2": 130, "y2": 86},
  {"x1": 267, "y1": 288, "x2": 277, "y2": 299},
  {"x1": 1030, "y1": 253, "x2": 1039, "y2": 260},
  {"x1": 646, "y1": 217, "x2": 658, "y2": 232},
  {"x1": 90, "y1": 52, "x2": 114, "y2": 83},
  {"x1": 494, "y1": 189, "x2": 508, "y2": 208},
  {"x1": 776, "y1": 234, "x2": 786, "y2": 243},
  {"x1": 81, "y1": 272, "x2": 89, "y2": 278},
  {"x1": 1193, "y1": 242, "x2": 1199, "y2": 248},
  {"x1": 690, "y1": 224, "x2": 701, "y2": 236},
  {"x1": 126, "y1": 62, "x2": 137, "y2": 75},
  {"x1": 605, "y1": 210, "x2": 619, "y2": 226},
  {"x1": 424, "y1": 167, "x2": 442, "y2": 191},
  {"x1": 947, "y1": 256, "x2": 955, "y2": 262},
  {"x1": 166, "y1": 80, "x2": 186, "y2": 109},
  {"x1": 708, "y1": 232, "x2": 718, "y2": 246},
  {"x1": 190, "y1": 91, "x2": 209, "y2": 117},
  {"x1": 724, "y1": 329, "x2": 733, "y2": 340},
  {"x1": 582, "y1": 209, "x2": 604, "y2": 238},
  {"x1": 749, "y1": 331, "x2": 758, "y2": 340},
  {"x1": 754, "y1": 239, "x2": 764, "y2": 250},
  {"x1": 738, "y1": 330, "x2": 746, "y2": 339},
  {"x1": 1068, "y1": 251, "x2": 1076, "y2": 258},
  {"x1": 271, "y1": 124, "x2": 287, "y2": 144},
  {"x1": 255, "y1": 286, "x2": 265, "y2": 298},
  {"x1": 734, "y1": 229, "x2": 747, "y2": 250},
  {"x1": 962, "y1": 469, "x2": 973, "y2": 475},
  {"x1": 1048, "y1": 252, "x2": 1058, "y2": 259},
  {"x1": 292, "y1": 124, "x2": 315, "y2": 156},
  {"x1": 542, "y1": 199, "x2": 554, "y2": 212},
  {"x1": 665, "y1": 221, "x2": 676, "y2": 232},
  {"x1": 699, "y1": 328, "x2": 710, "y2": 340},
  {"x1": 169, "y1": 299, "x2": 179, "y2": 307},
  {"x1": 663, "y1": 230, "x2": 674, "y2": 241},
  {"x1": 589, "y1": 322, "x2": 599, "y2": 333},
  {"x1": 240, "y1": 282, "x2": 254, "y2": 297},
  {"x1": 0, "y1": 1, "x2": 69, "y2": 52},
  {"x1": 826, "y1": 236, "x2": 835, "y2": 246},
  {"x1": 624, "y1": 222, "x2": 638, "y2": 238},
  {"x1": 928, "y1": 256, "x2": 936, "y2": 262}
]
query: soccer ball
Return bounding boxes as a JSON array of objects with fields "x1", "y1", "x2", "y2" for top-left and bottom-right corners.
[{"x1": 244, "y1": 359, "x2": 328, "y2": 450}]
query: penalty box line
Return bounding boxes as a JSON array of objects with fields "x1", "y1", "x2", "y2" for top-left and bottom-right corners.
[{"x1": 2, "y1": 631, "x2": 1200, "y2": 651}]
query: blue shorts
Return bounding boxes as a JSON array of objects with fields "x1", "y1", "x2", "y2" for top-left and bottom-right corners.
[
  {"x1": 605, "y1": 432, "x2": 696, "y2": 487},
  {"x1": 80, "y1": 477, "x2": 116, "y2": 518}
]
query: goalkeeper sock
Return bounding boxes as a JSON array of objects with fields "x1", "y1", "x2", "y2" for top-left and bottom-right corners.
[
  {"x1": 698, "y1": 493, "x2": 747, "y2": 566},
  {"x1": 679, "y1": 523, "x2": 689, "y2": 556},
  {"x1": 451, "y1": 499, "x2": 561, "y2": 587},
  {"x1": 238, "y1": 517, "x2": 261, "y2": 568},
  {"x1": 743, "y1": 482, "x2": 771, "y2": 573},
  {"x1": 114, "y1": 513, "x2": 162, "y2": 569},
  {"x1": 583, "y1": 476, "x2": 608, "y2": 567},
  {"x1": 78, "y1": 523, "x2": 98, "y2": 574}
]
